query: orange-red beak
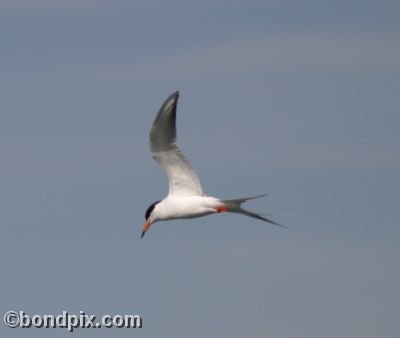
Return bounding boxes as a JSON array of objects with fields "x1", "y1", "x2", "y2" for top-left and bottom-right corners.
[{"x1": 141, "y1": 221, "x2": 151, "y2": 239}]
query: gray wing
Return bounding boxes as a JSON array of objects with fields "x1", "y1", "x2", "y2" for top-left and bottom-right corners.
[{"x1": 149, "y1": 91, "x2": 203, "y2": 196}]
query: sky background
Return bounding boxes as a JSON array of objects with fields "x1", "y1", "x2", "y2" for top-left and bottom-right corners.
[{"x1": 1, "y1": 1, "x2": 399, "y2": 337}]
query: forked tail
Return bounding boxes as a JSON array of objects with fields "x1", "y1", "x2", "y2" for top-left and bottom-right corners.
[{"x1": 221, "y1": 194, "x2": 286, "y2": 228}]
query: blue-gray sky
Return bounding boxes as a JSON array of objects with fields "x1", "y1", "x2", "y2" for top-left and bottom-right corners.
[{"x1": 1, "y1": 1, "x2": 399, "y2": 337}]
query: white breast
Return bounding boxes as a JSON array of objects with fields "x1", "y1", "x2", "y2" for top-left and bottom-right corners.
[{"x1": 155, "y1": 195, "x2": 221, "y2": 221}]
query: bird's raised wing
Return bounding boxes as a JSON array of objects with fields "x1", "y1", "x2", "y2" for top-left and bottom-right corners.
[{"x1": 149, "y1": 91, "x2": 203, "y2": 196}]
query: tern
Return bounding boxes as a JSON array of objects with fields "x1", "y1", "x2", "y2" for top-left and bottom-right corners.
[{"x1": 141, "y1": 91, "x2": 284, "y2": 238}]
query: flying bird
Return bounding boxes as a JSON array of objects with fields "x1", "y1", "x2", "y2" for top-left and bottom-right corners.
[{"x1": 141, "y1": 91, "x2": 284, "y2": 238}]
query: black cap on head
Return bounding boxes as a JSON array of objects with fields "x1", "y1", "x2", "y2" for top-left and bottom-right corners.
[{"x1": 145, "y1": 200, "x2": 160, "y2": 220}]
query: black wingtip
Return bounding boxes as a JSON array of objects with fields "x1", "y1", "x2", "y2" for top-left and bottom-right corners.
[
  {"x1": 170, "y1": 90, "x2": 179, "y2": 100},
  {"x1": 162, "y1": 91, "x2": 179, "y2": 111}
]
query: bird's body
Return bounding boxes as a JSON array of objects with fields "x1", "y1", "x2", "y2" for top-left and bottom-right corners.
[
  {"x1": 151, "y1": 195, "x2": 223, "y2": 221},
  {"x1": 141, "y1": 91, "x2": 283, "y2": 238}
]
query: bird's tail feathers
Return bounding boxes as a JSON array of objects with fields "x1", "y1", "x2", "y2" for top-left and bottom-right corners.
[
  {"x1": 221, "y1": 194, "x2": 268, "y2": 206},
  {"x1": 220, "y1": 194, "x2": 286, "y2": 228}
]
